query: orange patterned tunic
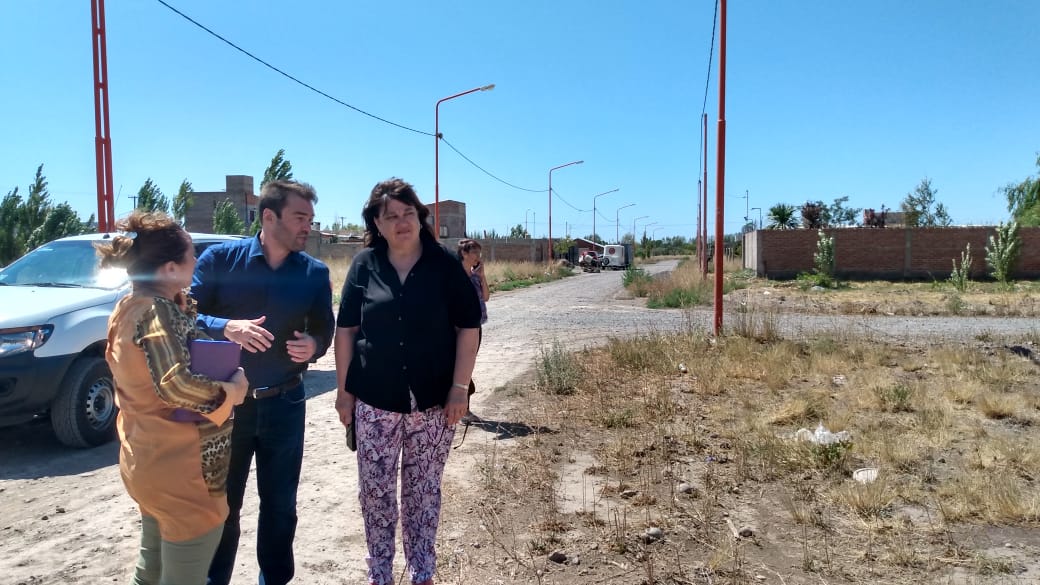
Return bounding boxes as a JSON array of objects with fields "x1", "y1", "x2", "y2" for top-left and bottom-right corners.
[{"x1": 106, "y1": 292, "x2": 236, "y2": 542}]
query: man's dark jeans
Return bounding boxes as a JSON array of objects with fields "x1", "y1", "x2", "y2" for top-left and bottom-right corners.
[{"x1": 208, "y1": 384, "x2": 306, "y2": 585}]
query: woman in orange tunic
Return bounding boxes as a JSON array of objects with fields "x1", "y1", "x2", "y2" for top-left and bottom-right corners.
[{"x1": 96, "y1": 211, "x2": 248, "y2": 585}]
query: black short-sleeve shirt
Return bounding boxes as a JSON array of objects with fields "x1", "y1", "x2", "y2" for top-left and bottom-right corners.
[{"x1": 337, "y1": 238, "x2": 482, "y2": 413}]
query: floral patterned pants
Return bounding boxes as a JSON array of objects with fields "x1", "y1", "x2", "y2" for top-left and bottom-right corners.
[{"x1": 356, "y1": 397, "x2": 455, "y2": 585}]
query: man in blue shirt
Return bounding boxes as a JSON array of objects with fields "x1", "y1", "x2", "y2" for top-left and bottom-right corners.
[{"x1": 191, "y1": 180, "x2": 334, "y2": 585}]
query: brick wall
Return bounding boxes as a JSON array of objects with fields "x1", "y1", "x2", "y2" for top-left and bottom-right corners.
[{"x1": 745, "y1": 227, "x2": 1040, "y2": 280}]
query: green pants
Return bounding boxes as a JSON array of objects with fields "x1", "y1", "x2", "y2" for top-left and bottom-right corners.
[{"x1": 131, "y1": 515, "x2": 223, "y2": 585}]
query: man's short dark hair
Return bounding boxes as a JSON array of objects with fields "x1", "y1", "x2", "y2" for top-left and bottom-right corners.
[{"x1": 259, "y1": 180, "x2": 318, "y2": 219}]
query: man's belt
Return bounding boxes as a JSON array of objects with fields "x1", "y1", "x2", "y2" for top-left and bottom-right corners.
[{"x1": 248, "y1": 374, "x2": 303, "y2": 400}]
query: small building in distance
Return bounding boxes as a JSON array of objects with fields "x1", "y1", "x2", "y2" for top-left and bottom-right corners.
[
  {"x1": 184, "y1": 175, "x2": 258, "y2": 233},
  {"x1": 425, "y1": 200, "x2": 466, "y2": 238}
]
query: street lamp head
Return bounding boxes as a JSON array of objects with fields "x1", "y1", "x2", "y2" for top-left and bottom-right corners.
[{"x1": 480, "y1": 84, "x2": 496, "y2": 92}]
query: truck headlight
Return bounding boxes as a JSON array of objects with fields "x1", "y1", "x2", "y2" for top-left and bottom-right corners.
[{"x1": 0, "y1": 326, "x2": 54, "y2": 358}]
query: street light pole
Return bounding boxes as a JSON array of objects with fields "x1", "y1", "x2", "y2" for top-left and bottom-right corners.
[
  {"x1": 435, "y1": 83, "x2": 494, "y2": 238},
  {"x1": 548, "y1": 160, "x2": 583, "y2": 261},
  {"x1": 632, "y1": 215, "x2": 649, "y2": 243},
  {"x1": 525, "y1": 208, "x2": 533, "y2": 237},
  {"x1": 615, "y1": 203, "x2": 635, "y2": 242},
  {"x1": 750, "y1": 207, "x2": 762, "y2": 230},
  {"x1": 591, "y1": 187, "x2": 619, "y2": 250}
]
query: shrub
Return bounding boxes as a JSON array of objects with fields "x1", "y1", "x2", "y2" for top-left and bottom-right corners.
[
  {"x1": 536, "y1": 340, "x2": 581, "y2": 395},
  {"x1": 796, "y1": 230, "x2": 837, "y2": 289},
  {"x1": 948, "y1": 243, "x2": 972, "y2": 292},
  {"x1": 812, "y1": 230, "x2": 835, "y2": 281},
  {"x1": 985, "y1": 221, "x2": 1021, "y2": 286}
]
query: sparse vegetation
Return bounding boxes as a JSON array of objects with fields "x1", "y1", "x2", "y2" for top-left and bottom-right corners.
[
  {"x1": 986, "y1": 220, "x2": 1021, "y2": 288},
  {"x1": 948, "y1": 242, "x2": 973, "y2": 292},
  {"x1": 463, "y1": 312, "x2": 1040, "y2": 584},
  {"x1": 536, "y1": 340, "x2": 581, "y2": 395},
  {"x1": 622, "y1": 256, "x2": 750, "y2": 308}
]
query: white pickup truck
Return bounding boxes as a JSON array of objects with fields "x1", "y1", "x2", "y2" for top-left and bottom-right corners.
[{"x1": 0, "y1": 232, "x2": 241, "y2": 447}]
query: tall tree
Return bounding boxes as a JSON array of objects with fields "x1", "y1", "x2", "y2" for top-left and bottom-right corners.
[
  {"x1": 767, "y1": 203, "x2": 798, "y2": 229},
  {"x1": 172, "y1": 179, "x2": 194, "y2": 225},
  {"x1": 1002, "y1": 155, "x2": 1040, "y2": 227},
  {"x1": 509, "y1": 223, "x2": 530, "y2": 238},
  {"x1": 900, "y1": 178, "x2": 950, "y2": 227},
  {"x1": 261, "y1": 149, "x2": 293, "y2": 188},
  {"x1": 0, "y1": 187, "x2": 23, "y2": 265},
  {"x1": 22, "y1": 164, "x2": 51, "y2": 239},
  {"x1": 136, "y1": 178, "x2": 170, "y2": 213},
  {"x1": 24, "y1": 203, "x2": 85, "y2": 251},
  {"x1": 212, "y1": 199, "x2": 246, "y2": 234}
]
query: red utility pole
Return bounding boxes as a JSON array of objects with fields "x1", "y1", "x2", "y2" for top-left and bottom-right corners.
[
  {"x1": 91, "y1": 0, "x2": 116, "y2": 232},
  {"x1": 713, "y1": 0, "x2": 727, "y2": 336}
]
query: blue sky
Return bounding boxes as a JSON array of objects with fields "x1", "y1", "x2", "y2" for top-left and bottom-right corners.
[{"x1": 4, "y1": 1, "x2": 1038, "y2": 241}]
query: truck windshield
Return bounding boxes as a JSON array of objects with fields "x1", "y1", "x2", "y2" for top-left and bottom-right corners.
[{"x1": 0, "y1": 240, "x2": 128, "y2": 290}]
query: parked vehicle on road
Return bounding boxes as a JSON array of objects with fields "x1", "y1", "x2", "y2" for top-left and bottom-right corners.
[
  {"x1": 0, "y1": 232, "x2": 242, "y2": 447},
  {"x1": 599, "y1": 243, "x2": 633, "y2": 270},
  {"x1": 578, "y1": 250, "x2": 602, "y2": 273}
]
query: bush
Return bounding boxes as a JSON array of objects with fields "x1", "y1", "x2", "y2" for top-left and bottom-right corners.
[
  {"x1": 622, "y1": 266, "x2": 654, "y2": 297},
  {"x1": 536, "y1": 340, "x2": 581, "y2": 395},
  {"x1": 813, "y1": 230, "x2": 835, "y2": 280},
  {"x1": 948, "y1": 243, "x2": 972, "y2": 292},
  {"x1": 985, "y1": 221, "x2": 1020, "y2": 286}
]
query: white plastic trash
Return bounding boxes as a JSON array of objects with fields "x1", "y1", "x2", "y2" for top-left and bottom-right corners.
[{"x1": 853, "y1": 467, "x2": 878, "y2": 484}]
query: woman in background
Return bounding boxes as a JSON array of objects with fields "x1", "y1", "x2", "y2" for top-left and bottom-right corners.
[
  {"x1": 456, "y1": 238, "x2": 489, "y2": 424},
  {"x1": 97, "y1": 210, "x2": 247, "y2": 585}
]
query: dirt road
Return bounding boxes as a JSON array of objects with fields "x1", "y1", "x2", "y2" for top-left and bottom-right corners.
[{"x1": 2, "y1": 261, "x2": 1037, "y2": 584}]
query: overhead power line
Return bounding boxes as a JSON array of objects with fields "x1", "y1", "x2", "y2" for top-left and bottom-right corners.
[
  {"x1": 154, "y1": 0, "x2": 556, "y2": 195},
  {"x1": 155, "y1": 0, "x2": 432, "y2": 135},
  {"x1": 439, "y1": 138, "x2": 545, "y2": 193},
  {"x1": 550, "y1": 187, "x2": 589, "y2": 213},
  {"x1": 701, "y1": 0, "x2": 719, "y2": 116}
]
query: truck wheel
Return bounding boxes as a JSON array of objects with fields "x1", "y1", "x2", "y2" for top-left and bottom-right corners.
[
  {"x1": 601, "y1": 257, "x2": 610, "y2": 266},
  {"x1": 51, "y1": 358, "x2": 117, "y2": 448}
]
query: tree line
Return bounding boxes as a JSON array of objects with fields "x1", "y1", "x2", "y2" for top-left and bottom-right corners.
[
  {"x1": 761, "y1": 178, "x2": 951, "y2": 231},
  {"x1": 1, "y1": 149, "x2": 303, "y2": 266},
  {"x1": 760, "y1": 154, "x2": 1040, "y2": 231},
  {"x1": 1, "y1": 165, "x2": 94, "y2": 266}
]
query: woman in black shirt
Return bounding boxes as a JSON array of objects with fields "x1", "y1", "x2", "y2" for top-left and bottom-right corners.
[{"x1": 334, "y1": 178, "x2": 481, "y2": 585}]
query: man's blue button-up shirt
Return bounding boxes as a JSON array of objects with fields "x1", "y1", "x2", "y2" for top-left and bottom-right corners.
[{"x1": 191, "y1": 234, "x2": 334, "y2": 388}]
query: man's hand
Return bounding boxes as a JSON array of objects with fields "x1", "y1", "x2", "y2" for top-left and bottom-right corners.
[
  {"x1": 224, "y1": 316, "x2": 274, "y2": 353},
  {"x1": 287, "y1": 330, "x2": 317, "y2": 363}
]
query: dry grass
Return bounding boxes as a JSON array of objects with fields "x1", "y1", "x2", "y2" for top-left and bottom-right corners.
[
  {"x1": 461, "y1": 320, "x2": 1040, "y2": 584},
  {"x1": 736, "y1": 277, "x2": 1040, "y2": 317}
]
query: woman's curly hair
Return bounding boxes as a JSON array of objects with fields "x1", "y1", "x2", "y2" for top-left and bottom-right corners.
[{"x1": 94, "y1": 210, "x2": 190, "y2": 279}]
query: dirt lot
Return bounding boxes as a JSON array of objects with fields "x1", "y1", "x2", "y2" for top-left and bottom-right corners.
[{"x1": 2, "y1": 262, "x2": 1038, "y2": 584}]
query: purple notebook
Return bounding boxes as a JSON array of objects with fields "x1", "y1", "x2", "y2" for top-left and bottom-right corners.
[
  {"x1": 169, "y1": 339, "x2": 241, "y2": 423},
  {"x1": 188, "y1": 339, "x2": 241, "y2": 382}
]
